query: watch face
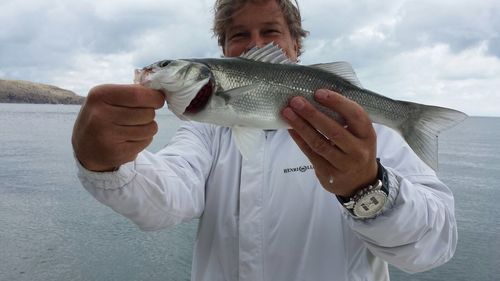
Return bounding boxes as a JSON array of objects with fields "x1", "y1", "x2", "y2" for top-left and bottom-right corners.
[{"x1": 353, "y1": 190, "x2": 387, "y2": 219}]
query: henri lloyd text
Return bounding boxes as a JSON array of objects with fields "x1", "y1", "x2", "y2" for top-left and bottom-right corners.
[{"x1": 283, "y1": 165, "x2": 314, "y2": 174}]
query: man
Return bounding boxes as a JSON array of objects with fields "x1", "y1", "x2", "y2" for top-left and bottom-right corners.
[{"x1": 72, "y1": 0, "x2": 457, "y2": 280}]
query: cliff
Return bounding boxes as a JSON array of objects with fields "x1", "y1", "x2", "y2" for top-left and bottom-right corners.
[{"x1": 0, "y1": 79, "x2": 85, "y2": 104}]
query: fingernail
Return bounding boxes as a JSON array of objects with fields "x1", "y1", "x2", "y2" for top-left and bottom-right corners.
[
  {"x1": 283, "y1": 107, "x2": 298, "y2": 121},
  {"x1": 315, "y1": 89, "x2": 330, "y2": 100},
  {"x1": 290, "y1": 97, "x2": 305, "y2": 110}
]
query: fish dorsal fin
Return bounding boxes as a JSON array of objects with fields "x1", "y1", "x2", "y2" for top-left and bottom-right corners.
[
  {"x1": 240, "y1": 42, "x2": 294, "y2": 64},
  {"x1": 309, "y1": 62, "x2": 363, "y2": 88},
  {"x1": 232, "y1": 126, "x2": 264, "y2": 160}
]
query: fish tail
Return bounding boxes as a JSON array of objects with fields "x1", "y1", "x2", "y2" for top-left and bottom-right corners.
[{"x1": 398, "y1": 101, "x2": 467, "y2": 170}]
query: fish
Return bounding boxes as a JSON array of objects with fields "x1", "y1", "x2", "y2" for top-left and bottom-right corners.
[{"x1": 134, "y1": 43, "x2": 467, "y2": 170}]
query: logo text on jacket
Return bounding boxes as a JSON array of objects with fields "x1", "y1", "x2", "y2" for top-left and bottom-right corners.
[{"x1": 283, "y1": 165, "x2": 314, "y2": 174}]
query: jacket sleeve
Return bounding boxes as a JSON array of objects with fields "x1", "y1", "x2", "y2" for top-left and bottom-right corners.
[
  {"x1": 75, "y1": 122, "x2": 213, "y2": 231},
  {"x1": 341, "y1": 124, "x2": 458, "y2": 273}
]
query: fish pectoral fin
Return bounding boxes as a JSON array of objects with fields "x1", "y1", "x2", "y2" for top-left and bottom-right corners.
[
  {"x1": 309, "y1": 62, "x2": 363, "y2": 88},
  {"x1": 217, "y1": 84, "x2": 262, "y2": 104},
  {"x1": 232, "y1": 126, "x2": 264, "y2": 160}
]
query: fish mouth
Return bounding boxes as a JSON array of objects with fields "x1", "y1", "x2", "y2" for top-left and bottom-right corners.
[
  {"x1": 134, "y1": 68, "x2": 153, "y2": 84},
  {"x1": 134, "y1": 60, "x2": 172, "y2": 85},
  {"x1": 184, "y1": 80, "x2": 213, "y2": 114}
]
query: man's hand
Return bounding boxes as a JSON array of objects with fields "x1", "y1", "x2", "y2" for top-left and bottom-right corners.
[
  {"x1": 282, "y1": 89, "x2": 378, "y2": 198},
  {"x1": 72, "y1": 84, "x2": 165, "y2": 172}
]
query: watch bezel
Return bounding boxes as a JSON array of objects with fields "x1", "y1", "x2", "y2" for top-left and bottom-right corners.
[{"x1": 352, "y1": 189, "x2": 388, "y2": 218}]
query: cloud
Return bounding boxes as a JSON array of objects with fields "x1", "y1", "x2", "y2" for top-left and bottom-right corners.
[
  {"x1": 299, "y1": 0, "x2": 500, "y2": 116},
  {"x1": 300, "y1": 0, "x2": 499, "y2": 63},
  {"x1": 0, "y1": 0, "x2": 219, "y2": 95},
  {"x1": 358, "y1": 42, "x2": 500, "y2": 115},
  {"x1": 49, "y1": 52, "x2": 136, "y2": 94},
  {"x1": 0, "y1": 0, "x2": 499, "y2": 116}
]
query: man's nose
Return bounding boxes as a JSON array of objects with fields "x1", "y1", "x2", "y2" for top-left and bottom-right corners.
[
  {"x1": 253, "y1": 35, "x2": 267, "y2": 48},
  {"x1": 246, "y1": 33, "x2": 269, "y2": 51}
]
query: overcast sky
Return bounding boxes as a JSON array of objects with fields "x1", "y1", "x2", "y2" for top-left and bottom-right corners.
[{"x1": 1, "y1": 0, "x2": 499, "y2": 116}]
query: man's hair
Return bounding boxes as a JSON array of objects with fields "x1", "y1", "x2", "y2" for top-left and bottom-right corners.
[{"x1": 213, "y1": 0, "x2": 309, "y2": 57}]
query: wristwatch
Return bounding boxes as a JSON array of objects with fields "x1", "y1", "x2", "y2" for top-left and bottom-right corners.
[{"x1": 337, "y1": 159, "x2": 389, "y2": 219}]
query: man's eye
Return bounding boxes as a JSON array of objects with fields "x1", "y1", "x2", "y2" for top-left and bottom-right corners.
[
  {"x1": 230, "y1": 32, "x2": 246, "y2": 39},
  {"x1": 265, "y1": 29, "x2": 281, "y2": 34}
]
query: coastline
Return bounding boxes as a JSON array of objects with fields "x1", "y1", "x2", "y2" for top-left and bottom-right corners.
[{"x1": 0, "y1": 79, "x2": 85, "y2": 105}]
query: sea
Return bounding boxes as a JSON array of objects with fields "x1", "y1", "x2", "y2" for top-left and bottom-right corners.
[{"x1": 0, "y1": 103, "x2": 499, "y2": 281}]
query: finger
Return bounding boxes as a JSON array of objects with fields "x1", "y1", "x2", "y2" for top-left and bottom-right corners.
[
  {"x1": 288, "y1": 130, "x2": 335, "y2": 176},
  {"x1": 108, "y1": 121, "x2": 159, "y2": 142},
  {"x1": 103, "y1": 104, "x2": 156, "y2": 126},
  {"x1": 289, "y1": 130, "x2": 348, "y2": 191},
  {"x1": 283, "y1": 107, "x2": 345, "y2": 163},
  {"x1": 314, "y1": 90, "x2": 374, "y2": 139},
  {"x1": 107, "y1": 138, "x2": 154, "y2": 166},
  {"x1": 287, "y1": 96, "x2": 358, "y2": 153},
  {"x1": 89, "y1": 84, "x2": 165, "y2": 109},
  {"x1": 122, "y1": 138, "x2": 155, "y2": 158}
]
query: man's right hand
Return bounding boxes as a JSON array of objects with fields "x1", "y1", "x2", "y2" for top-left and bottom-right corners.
[{"x1": 71, "y1": 84, "x2": 165, "y2": 172}]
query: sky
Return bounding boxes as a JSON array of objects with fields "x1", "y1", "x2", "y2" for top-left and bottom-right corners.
[{"x1": 1, "y1": 0, "x2": 499, "y2": 116}]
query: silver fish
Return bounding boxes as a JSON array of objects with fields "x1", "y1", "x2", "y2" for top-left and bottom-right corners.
[{"x1": 135, "y1": 43, "x2": 467, "y2": 169}]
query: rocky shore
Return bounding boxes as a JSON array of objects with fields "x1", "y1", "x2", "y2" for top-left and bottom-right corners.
[{"x1": 0, "y1": 79, "x2": 85, "y2": 104}]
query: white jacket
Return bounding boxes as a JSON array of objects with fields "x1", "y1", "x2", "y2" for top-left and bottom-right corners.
[{"x1": 76, "y1": 122, "x2": 457, "y2": 281}]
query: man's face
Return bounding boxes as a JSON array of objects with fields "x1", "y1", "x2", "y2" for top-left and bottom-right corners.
[{"x1": 223, "y1": 0, "x2": 299, "y2": 61}]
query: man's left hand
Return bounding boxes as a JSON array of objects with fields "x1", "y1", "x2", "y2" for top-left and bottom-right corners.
[{"x1": 282, "y1": 89, "x2": 378, "y2": 198}]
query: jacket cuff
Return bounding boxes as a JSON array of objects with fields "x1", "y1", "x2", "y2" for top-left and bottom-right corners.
[
  {"x1": 74, "y1": 156, "x2": 136, "y2": 190},
  {"x1": 381, "y1": 167, "x2": 401, "y2": 215}
]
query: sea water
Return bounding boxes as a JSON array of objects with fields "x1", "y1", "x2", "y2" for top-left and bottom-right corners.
[{"x1": 0, "y1": 104, "x2": 498, "y2": 281}]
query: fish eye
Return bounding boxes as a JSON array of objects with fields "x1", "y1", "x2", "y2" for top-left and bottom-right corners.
[{"x1": 159, "y1": 60, "x2": 172, "y2": 67}]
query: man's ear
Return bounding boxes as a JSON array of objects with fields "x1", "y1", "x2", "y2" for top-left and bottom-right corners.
[
  {"x1": 221, "y1": 44, "x2": 227, "y2": 57},
  {"x1": 293, "y1": 39, "x2": 299, "y2": 58}
]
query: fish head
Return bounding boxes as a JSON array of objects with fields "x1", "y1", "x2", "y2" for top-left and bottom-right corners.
[{"x1": 134, "y1": 59, "x2": 217, "y2": 118}]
